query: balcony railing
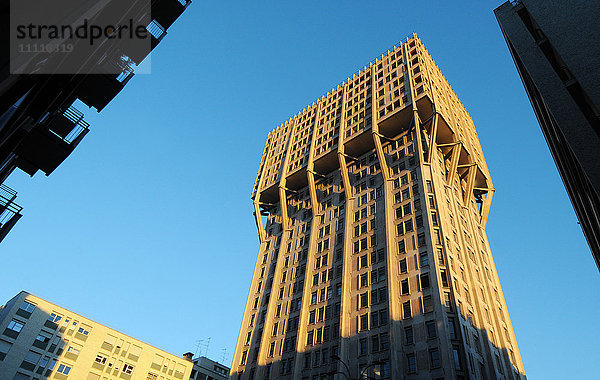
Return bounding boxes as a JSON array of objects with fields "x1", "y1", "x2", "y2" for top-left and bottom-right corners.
[
  {"x1": 0, "y1": 184, "x2": 22, "y2": 243},
  {"x1": 147, "y1": 20, "x2": 167, "y2": 42},
  {"x1": 55, "y1": 106, "x2": 90, "y2": 145},
  {"x1": 152, "y1": 0, "x2": 191, "y2": 31},
  {"x1": 114, "y1": 55, "x2": 136, "y2": 83},
  {"x1": 14, "y1": 103, "x2": 91, "y2": 176},
  {"x1": 76, "y1": 54, "x2": 136, "y2": 111}
]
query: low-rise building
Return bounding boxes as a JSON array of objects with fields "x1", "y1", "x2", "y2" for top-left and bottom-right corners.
[{"x1": 185, "y1": 354, "x2": 228, "y2": 380}]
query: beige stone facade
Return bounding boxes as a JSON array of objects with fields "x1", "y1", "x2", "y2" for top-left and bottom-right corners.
[
  {"x1": 0, "y1": 291, "x2": 192, "y2": 380},
  {"x1": 232, "y1": 34, "x2": 525, "y2": 380}
]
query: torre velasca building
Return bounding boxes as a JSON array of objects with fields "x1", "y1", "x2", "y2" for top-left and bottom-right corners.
[{"x1": 231, "y1": 34, "x2": 526, "y2": 380}]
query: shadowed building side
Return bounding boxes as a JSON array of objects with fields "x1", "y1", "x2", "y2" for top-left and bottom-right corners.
[
  {"x1": 187, "y1": 354, "x2": 230, "y2": 380},
  {"x1": 495, "y1": 0, "x2": 600, "y2": 270},
  {"x1": 231, "y1": 34, "x2": 526, "y2": 379}
]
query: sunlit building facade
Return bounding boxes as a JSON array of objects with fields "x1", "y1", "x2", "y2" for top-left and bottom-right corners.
[
  {"x1": 231, "y1": 34, "x2": 525, "y2": 380},
  {"x1": 0, "y1": 291, "x2": 193, "y2": 380}
]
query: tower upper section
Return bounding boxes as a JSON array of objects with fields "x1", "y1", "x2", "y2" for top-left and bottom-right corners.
[{"x1": 252, "y1": 34, "x2": 492, "y2": 208}]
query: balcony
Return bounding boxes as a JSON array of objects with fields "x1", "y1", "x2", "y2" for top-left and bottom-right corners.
[
  {"x1": 49, "y1": 106, "x2": 90, "y2": 145},
  {"x1": 0, "y1": 185, "x2": 22, "y2": 243},
  {"x1": 125, "y1": 0, "x2": 190, "y2": 64},
  {"x1": 126, "y1": 19, "x2": 168, "y2": 64},
  {"x1": 78, "y1": 0, "x2": 191, "y2": 105},
  {"x1": 153, "y1": 0, "x2": 191, "y2": 30},
  {"x1": 77, "y1": 56, "x2": 135, "y2": 111},
  {"x1": 15, "y1": 105, "x2": 90, "y2": 176}
]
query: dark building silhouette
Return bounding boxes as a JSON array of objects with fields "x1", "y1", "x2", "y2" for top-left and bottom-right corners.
[
  {"x1": 189, "y1": 355, "x2": 230, "y2": 380},
  {"x1": 495, "y1": 0, "x2": 600, "y2": 270},
  {"x1": 0, "y1": 0, "x2": 190, "y2": 242}
]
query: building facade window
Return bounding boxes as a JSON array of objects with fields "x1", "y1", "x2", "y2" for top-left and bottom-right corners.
[
  {"x1": 403, "y1": 301, "x2": 412, "y2": 319},
  {"x1": 19, "y1": 301, "x2": 36, "y2": 314},
  {"x1": 57, "y1": 363, "x2": 72, "y2": 375},
  {"x1": 429, "y1": 348, "x2": 441, "y2": 368},
  {"x1": 407, "y1": 353, "x2": 417, "y2": 373}
]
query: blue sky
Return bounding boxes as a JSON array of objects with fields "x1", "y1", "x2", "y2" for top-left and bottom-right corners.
[{"x1": 2, "y1": 1, "x2": 598, "y2": 378}]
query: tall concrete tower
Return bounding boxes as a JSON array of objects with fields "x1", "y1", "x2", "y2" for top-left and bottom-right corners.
[{"x1": 231, "y1": 34, "x2": 525, "y2": 380}]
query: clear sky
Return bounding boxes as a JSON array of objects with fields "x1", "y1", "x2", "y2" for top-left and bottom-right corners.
[{"x1": 2, "y1": 1, "x2": 598, "y2": 378}]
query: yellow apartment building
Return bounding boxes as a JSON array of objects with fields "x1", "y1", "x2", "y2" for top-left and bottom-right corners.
[{"x1": 0, "y1": 291, "x2": 192, "y2": 380}]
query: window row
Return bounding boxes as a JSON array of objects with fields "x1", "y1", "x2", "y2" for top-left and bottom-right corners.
[
  {"x1": 306, "y1": 323, "x2": 339, "y2": 346},
  {"x1": 400, "y1": 272, "x2": 431, "y2": 295},
  {"x1": 311, "y1": 268, "x2": 333, "y2": 287},
  {"x1": 356, "y1": 308, "x2": 389, "y2": 331},
  {"x1": 358, "y1": 332, "x2": 389, "y2": 355},
  {"x1": 356, "y1": 268, "x2": 387, "y2": 288},
  {"x1": 402, "y1": 295, "x2": 434, "y2": 319}
]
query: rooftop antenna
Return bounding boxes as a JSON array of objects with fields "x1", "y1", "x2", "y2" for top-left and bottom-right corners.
[
  {"x1": 194, "y1": 339, "x2": 203, "y2": 358},
  {"x1": 220, "y1": 348, "x2": 229, "y2": 364},
  {"x1": 195, "y1": 338, "x2": 210, "y2": 358},
  {"x1": 204, "y1": 337, "x2": 211, "y2": 357}
]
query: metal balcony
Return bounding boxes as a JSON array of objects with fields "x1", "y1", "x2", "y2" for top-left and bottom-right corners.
[
  {"x1": 0, "y1": 185, "x2": 22, "y2": 243},
  {"x1": 153, "y1": 0, "x2": 191, "y2": 30},
  {"x1": 126, "y1": 0, "x2": 191, "y2": 64},
  {"x1": 126, "y1": 19, "x2": 168, "y2": 64},
  {"x1": 79, "y1": 0, "x2": 191, "y2": 99},
  {"x1": 48, "y1": 106, "x2": 90, "y2": 145},
  {"x1": 15, "y1": 105, "x2": 90, "y2": 176},
  {"x1": 77, "y1": 56, "x2": 135, "y2": 111}
]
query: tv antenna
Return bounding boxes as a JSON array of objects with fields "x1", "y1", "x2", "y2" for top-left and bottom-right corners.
[
  {"x1": 220, "y1": 348, "x2": 229, "y2": 364},
  {"x1": 194, "y1": 337, "x2": 211, "y2": 358}
]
